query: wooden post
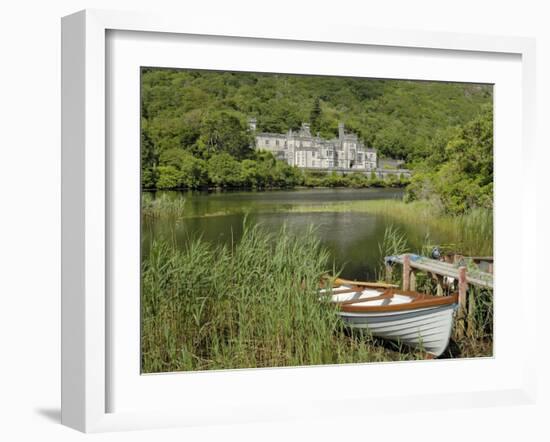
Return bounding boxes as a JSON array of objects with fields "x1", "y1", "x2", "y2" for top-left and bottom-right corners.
[
  {"x1": 456, "y1": 266, "x2": 468, "y2": 339},
  {"x1": 429, "y1": 272, "x2": 444, "y2": 296},
  {"x1": 385, "y1": 263, "x2": 393, "y2": 283},
  {"x1": 410, "y1": 271, "x2": 417, "y2": 291},
  {"x1": 458, "y1": 266, "x2": 467, "y2": 309},
  {"x1": 467, "y1": 288, "x2": 476, "y2": 338},
  {"x1": 403, "y1": 254, "x2": 410, "y2": 291},
  {"x1": 436, "y1": 275, "x2": 444, "y2": 297}
]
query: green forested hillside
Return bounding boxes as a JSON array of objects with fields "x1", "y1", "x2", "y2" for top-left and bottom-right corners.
[
  {"x1": 141, "y1": 68, "x2": 493, "y2": 213},
  {"x1": 141, "y1": 68, "x2": 491, "y2": 159},
  {"x1": 405, "y1": 106, "x2": 493, "y2": 214}
]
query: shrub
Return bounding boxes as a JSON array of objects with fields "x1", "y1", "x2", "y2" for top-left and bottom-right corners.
[
  {"x1": 156, "y1": 166, "x2": 180, "y2": 189},
  {"x1": 207, "y1": 152, "x2": 243, "y2": 188}
]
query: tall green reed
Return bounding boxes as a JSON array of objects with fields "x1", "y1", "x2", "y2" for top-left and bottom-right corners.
[
  {"x1": 142, "y1": 192, "x2": 186, "y2": 219},
  {"x1": 141, "y1": 221, "x2": 424, "y2": 372}
]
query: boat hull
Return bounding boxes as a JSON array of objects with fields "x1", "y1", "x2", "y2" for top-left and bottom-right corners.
[{"x1": 338, "y1": 303, "x2": 457, "y2": 357}]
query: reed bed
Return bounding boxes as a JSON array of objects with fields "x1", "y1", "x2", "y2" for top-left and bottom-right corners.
[
  {"x1": 141, "y1": 223, "x2": 424, "y2": 373},
  {"x1": 286, "y1": 200, "x2": 493, "y2": 257},
  {"x1": 142, "y1": 192, "x2": 186, "y2": 219}
]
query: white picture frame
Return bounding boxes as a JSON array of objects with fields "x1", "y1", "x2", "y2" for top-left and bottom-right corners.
[{"x1": 61, "y1": 9, "x2": 537, "y2": 433}]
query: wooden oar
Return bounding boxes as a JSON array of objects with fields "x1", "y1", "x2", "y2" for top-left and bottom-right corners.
[
  {"x1": 334, "y1": 277, "x2": 398, "y2": 289},
  {"x1": 321, "y1": 287, "x2": 364, "y2": 295}
]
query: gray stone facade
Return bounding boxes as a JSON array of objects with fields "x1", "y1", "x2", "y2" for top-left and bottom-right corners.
[{"x1": 250, "y1": 119, "x2": 377, "y2": 171}]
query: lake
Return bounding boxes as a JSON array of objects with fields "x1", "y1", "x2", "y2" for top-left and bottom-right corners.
[{"x1": 142, "y1": 188, "x2": 447, "y2": 280}]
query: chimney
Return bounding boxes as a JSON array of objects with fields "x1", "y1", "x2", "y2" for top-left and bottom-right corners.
[{"x1": 248, "y1": 117, "x2": 257, "y2": 132}]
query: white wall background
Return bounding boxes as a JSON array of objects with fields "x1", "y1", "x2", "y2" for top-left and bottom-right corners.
[{"x1": 0, "y1": 0, "x2": 548, "y2": 440}]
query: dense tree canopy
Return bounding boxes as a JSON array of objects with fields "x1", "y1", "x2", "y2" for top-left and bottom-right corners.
[
  {"x1": 141, "y1": 68, "x2": 491, "y2": 162},
  {"x1": 405, "y1": 106, "x2": 493, "y2": 214}
]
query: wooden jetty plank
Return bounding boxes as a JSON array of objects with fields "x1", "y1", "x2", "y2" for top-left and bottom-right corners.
[
  {"x1": 386, "y1": 254, "x2": 493, "y2": 289},
  {"x1": 390, "y1": 255, "x2": 459, "y2": 276},
  {"x1": 409, "y1": 258, "x2": 493, "y2": 288}
]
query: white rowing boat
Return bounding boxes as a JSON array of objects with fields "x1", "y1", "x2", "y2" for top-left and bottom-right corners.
[{"x1": 320, "y1": 279, "x2": 458, "y2": 357}]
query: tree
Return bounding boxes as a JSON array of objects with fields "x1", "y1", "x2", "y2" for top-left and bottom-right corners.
[
  {"x1": 207, "y1": 153, "x2": 243, "y2": 188},
  {"x1": 405, "y1": 107, "x2": 493, "y2": 214},
  {"x1": 160, "y1": 147, "x2": 191, "y2": 170},
  {"x1": 240, "y1": 160, "x2": 260, "y2": 188},
  {"x1": 272, "y1": 161, "x2": 302, "y2": 187},
  {"x1": 434, "y1": 108, "x2": 493, "y2": 213},
  {"x1": 197, "y1": 111, "x2": 254, "y2": 159},
  {"x1": 310, "y1": 97, "x2": 322, "y2": 134},
  {"x1": 156, "y1": 166, "x2": 181, "y2": 189},
  {"x1": 141, "y1": 119, "x2": 158, "y2": 188},
  {"x1": 179, "y1": 156, "x2": 207, "y2": 189},
  {"x1": 158, "y1": 148, "x2": 207, "y2": 189},
  {"x1": 444, "y1": 106, "x2": 493, "y2": 185},
  {"x1": 142, "y1": 166, "x2": 159, "y2": 189},
  {"x1": 373, "y1": 119, "x2": 409, "y2": 160}
]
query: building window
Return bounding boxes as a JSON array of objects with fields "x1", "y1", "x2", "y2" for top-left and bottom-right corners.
[
  {"x1": 275, "y1": 140, "x2": 279, "y2": 146},
  {"x1": 265, "y1": 139, "x2": 269, "y2": 146}
]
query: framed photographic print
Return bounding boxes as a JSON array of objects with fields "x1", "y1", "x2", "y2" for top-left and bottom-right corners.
[{"x1": 61, "y1": 9, "x2": 537, "y2": 433}]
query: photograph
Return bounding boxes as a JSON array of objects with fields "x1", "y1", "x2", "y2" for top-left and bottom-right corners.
[
  {"x1": 1, "y1": 0, "x2": 544, "y2": 438},
  {"x1": 140, "y1": 68, "x2": 494, "y2": 373}
]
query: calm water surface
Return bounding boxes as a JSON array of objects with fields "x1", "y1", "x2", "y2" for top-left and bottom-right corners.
[{"x1": 142, "y1": 188, "x2": 446, "y2": 280}]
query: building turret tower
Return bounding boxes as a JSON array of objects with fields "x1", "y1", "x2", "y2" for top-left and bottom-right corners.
[{"x1": 338, "y1": 122, "x2": 345, "y2": 140}]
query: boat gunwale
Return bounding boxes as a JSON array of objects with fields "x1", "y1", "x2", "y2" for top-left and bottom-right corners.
[{"x1": 339, "y1": 290, "x2": 459, "y2": 313}]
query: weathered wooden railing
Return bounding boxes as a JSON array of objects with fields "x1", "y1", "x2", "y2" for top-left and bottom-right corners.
[{"x1": 384, "y1": 254, "x2": 493, "y2": 339}]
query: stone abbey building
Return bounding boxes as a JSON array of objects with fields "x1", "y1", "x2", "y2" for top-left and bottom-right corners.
[{"x1": 249, "y1": 118, "x2": 377, "y2": 172}]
